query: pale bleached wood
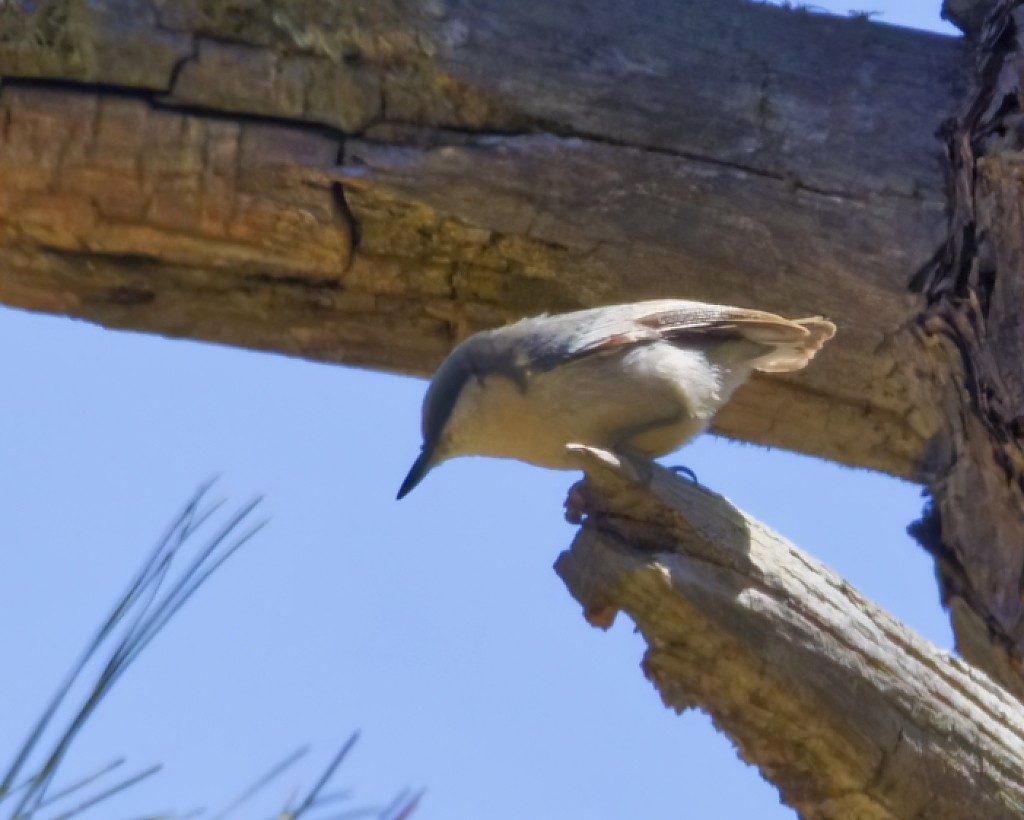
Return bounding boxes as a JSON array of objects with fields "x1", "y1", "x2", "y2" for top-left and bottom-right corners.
[{"x1": 556, "y1": 447, "x2": 1024, "y2": 820}]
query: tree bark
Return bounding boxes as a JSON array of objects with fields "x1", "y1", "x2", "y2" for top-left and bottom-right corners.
[
  {"x1": 910, "y1": 1, "x2": 1024, "y2": 704},
  {"x1": 557, "y1": 448, "x2": 1024, "y2": 820}
]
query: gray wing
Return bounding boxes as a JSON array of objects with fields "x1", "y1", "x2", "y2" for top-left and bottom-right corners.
[{"x1": 489, "y1": 299, "x2": 834, "y2": 376}]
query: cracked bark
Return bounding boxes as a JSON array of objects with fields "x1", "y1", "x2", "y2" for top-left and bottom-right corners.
[
  {"x1": 909, "y1": 0, "x2": 1024, "y2": 708},
  {"x1": 5, "y1": 0, "x2": 1024, "y2": 815}
]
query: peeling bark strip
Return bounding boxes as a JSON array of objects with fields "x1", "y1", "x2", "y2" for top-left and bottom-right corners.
[
  {"x1": 557, "y1": 452, "x2": 1024, "y2": 820},
  {"x1": 0, "y1": 0, "x2": 965, "y2": 476},
  {"x1": 911, "y1": 2, "x2": 1024, "y2": 700}
]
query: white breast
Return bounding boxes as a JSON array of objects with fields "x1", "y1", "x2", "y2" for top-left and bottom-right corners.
[{"x1": 440, "y1": 341, "x2": 753, "y2": 468}]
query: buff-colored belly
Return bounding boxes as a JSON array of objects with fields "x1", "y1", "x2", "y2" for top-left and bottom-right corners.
[{"x1": 447, "y1": 343, "x2": 736, "y2": 468}]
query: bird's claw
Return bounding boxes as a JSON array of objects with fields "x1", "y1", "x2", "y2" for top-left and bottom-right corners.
[{"x1": 668, "y1": 464, "x2": 699, "y2": 484}]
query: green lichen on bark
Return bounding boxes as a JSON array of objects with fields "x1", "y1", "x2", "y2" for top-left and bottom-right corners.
[{"x1": 0, "y1": 0, "x2": 97, "y2": 75}]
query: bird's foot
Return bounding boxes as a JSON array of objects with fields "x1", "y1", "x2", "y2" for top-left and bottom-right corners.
[
  {"x1": 668, "y1": 464, "x2": 700, "y2": 484},
  {"x1": 563, "y1": 444, "x2": 659, "y2": 523}
]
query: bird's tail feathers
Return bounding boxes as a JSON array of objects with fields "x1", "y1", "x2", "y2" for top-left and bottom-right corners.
[{"x1": 746, "y1": 317, "x2": 836, "y2": 373}]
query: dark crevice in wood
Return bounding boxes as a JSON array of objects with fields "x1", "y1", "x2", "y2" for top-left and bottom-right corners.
[
  {"x1": 0, "y1": 74, "x2": 353, "y2": 139},
  {"x1": 330, "y1": 182, "x2": 360, "y2": 262},
  {"x1": 164, "y1": 33, "x2": 198, "y2": 95}
]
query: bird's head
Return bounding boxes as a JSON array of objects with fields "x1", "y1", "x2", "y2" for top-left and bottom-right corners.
[{"x1": 397, "y1": 342, "x2": 482, "y2": 499}]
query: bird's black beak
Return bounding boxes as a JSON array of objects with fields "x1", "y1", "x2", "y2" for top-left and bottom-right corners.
[{"x1": 397, "y1": 449, "x2": 434, "y2": 500}]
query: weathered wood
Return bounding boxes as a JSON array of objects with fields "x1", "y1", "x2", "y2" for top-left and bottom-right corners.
[
  {"x1": 910, "y1": 3, "x2": 1024, "y2": 702},
  {"x1": 0, "y1": 0, "x2": 965, "y2": 479},
  {"x1": 556, "y1": 447, "x2": 1024, "y2": 820}
]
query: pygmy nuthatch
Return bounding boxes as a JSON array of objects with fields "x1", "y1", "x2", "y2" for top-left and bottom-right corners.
[{"x1": 397, "y1": 299, "x2": 836, "y2": 498}]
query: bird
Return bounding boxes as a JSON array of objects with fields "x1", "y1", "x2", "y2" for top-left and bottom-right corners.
[{"x1": 397, "y1": 299, "x2": 836, "y2": 499}]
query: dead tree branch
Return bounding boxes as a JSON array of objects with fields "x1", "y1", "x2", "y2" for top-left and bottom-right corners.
[{"x1": 556, "y1": 449, "x2": 1024, "y2": 820}]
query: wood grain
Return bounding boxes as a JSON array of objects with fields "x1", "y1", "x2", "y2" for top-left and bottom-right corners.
[
  {"x1": 557, "y1": 448, "x2": 1024, "y2": 820},
  {"x1": 0, "y1": 0, "x2": 967, "y2": 479}
]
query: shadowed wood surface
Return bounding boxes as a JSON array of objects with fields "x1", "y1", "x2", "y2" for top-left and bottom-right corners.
[
  {"x1": 0, "y1": 0, "x2": 966, "y2": 479},
  {"x1": 557, "y1": 448, "x2": 1024, "y2": 820}
]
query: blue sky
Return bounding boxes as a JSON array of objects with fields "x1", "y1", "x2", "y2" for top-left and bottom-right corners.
[{"x1": 0, "y1": 4, "x2": 957, "y2": 819}]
